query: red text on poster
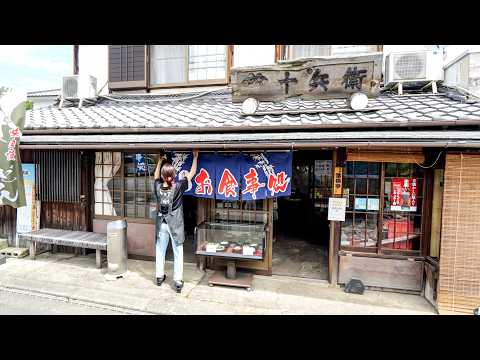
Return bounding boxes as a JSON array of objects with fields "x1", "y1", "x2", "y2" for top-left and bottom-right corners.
[
  {"x1": 194, "y1": 168, "x2": 213, "y2": 195},
  {"x1": 390, "y1": 178, "x2": 417, "y2": 212},
  {"x1": 218, "y1": 169, "x2": 238, "y2": 198},
  {"x1": 267, "y1": 171, "x2": 290, "y2": 197},
  {"x1": 242, "y1": 168, "x2": 265, "y2": 200}
]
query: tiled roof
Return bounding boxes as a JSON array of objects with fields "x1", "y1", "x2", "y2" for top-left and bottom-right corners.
[{"x1": 25, "y1": 88, "x2": 480, "y2": 132}]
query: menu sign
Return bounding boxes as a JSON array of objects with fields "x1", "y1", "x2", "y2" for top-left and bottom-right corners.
[{"x1": 391, "y1": 178, "x2": 418, "y2": 212}]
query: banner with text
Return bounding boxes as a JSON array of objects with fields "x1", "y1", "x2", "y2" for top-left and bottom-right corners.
[{"x1": 169, "y1": 151, "x2": 293, "y2": 200}]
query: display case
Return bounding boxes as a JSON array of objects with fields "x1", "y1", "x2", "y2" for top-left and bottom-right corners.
[{"x1": 195, "y1": 221, "x2": 266, "y2": 260}]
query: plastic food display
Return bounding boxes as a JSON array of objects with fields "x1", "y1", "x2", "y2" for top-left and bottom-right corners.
[{"x1": 195, "y1": 221, "x2": 266, "y2": 260}]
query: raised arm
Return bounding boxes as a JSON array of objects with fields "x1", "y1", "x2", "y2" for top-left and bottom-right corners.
[
  {"x1": 186, "y1": 150, "x2": 199, "y2": 182},
  {"x1": 154, "y1": 154, "x2": 167, "y2": 180}
]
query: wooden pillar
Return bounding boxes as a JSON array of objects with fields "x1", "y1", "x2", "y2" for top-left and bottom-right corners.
[
  {"x1": 328, "y1": 148, "x2": 346, "y2": 286},
  {"x1": 96, "y1": 249, "x2": 102, "y2": 268},
  {"x1": 29, "y1": 241, "x2": 36, "y2": 260}
]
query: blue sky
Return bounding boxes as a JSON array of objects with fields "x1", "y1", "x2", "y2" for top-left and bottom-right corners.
[{"x1": 0, "y1": 45, "x2": 72, "y2": 94}]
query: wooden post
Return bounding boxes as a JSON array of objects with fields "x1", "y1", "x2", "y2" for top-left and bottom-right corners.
[
  {"x1": 328, "y1": 148, "x2": 346, "y2": 286},
  {"x1": 96, "y1": 249, "x2": 102, "y2": 269},
  {"x1": 29, "y1": 241, "x2": 36, "y2": 260}
]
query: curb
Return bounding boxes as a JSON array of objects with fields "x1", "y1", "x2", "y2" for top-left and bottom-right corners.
[{"x1": 0, "y1": 285, "x2": 162, "y2": 315}]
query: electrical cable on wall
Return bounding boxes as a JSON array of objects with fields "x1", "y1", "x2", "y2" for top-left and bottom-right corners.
[
  {"x1": 414, "y1": 144, "x2": 449, "y2": 169},
  {"x1": 99, "y1": 87, "x2": 229, "y2": 103}
]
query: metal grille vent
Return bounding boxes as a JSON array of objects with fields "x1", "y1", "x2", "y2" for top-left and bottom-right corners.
[
  {"x1": 62, "y1": 77, "x2": 79, "y2": 98},
  {"x1": 393, "y1": 53, "x2": 426, "y2": 80},
  {"x1": 33, "y1": 150, "x2": 81, "y2": 203}
]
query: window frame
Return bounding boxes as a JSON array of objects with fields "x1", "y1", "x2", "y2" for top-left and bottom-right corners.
[
  {"x1": 341, "y1": 161, "x2": 426, "y2": 257},
  {"x1": 148, "y1": 45, "x2": 232, "y2": 89},
  {"x1": 94, "y1": 150, "x2": 161, "y2": 224},
  {"x1": 276, "y1": 45, "x2": 382, "y2": 62}
]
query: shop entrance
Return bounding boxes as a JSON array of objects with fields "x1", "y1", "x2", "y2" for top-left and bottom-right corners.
[{"x1": 272, "y1": 150, "x2": 332, "y2": 280}]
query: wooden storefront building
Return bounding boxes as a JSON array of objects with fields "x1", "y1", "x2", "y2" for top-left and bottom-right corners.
[{"x1": 0, "y1": 84, "x2": 474, "y2": 314}]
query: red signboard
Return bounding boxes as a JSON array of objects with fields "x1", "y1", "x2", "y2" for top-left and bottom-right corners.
[{"x1": 390, "y1": 178, "x2": 418, "y2": 212}]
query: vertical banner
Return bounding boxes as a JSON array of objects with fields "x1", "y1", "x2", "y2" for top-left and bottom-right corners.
[
  {"x1": 391, "y1": 178, "x2": 418, "y2": 212},
  {"x1": 171, "y1": 152, "x2": 194, "y2": 195},
  {"x1": 135, "y1": 153, "x2": 146, "y2": 176},
  {"x1": 265, "y1": 152, "x2": 292, "y2": 198},
  {"x1": 241, "y1": 153, "x2": 268, "y2": 200},
  {"x1": 193, "y1": 153, "x2": 216, "y2": 198},
  {"x1": 16, "y1": 164, "x2": 39, "y2": 247},
  {"x1": 0, "y1": 89, "x2": 26, "y2": 208},
  {"x1": 215, "y1": 154, "x2": 241, "y2": 201}
]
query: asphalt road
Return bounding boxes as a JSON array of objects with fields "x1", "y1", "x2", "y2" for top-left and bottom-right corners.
[{"x1": 0, "y1": 289, "x2": 127, "y2": 315}]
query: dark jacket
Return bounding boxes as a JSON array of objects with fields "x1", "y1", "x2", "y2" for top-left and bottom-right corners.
[{"x1": 154, "y1": 181, "x2": 186, "y2": 245}]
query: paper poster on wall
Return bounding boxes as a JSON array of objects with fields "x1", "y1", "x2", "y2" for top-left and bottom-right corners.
[
  {"x1": 16, "y1": 164, "x2": 40, "y2": 247},
  {"x1": 367, "y1": 198, "x2": 379, "y2": 211},
  {"x1": 328, "y1": 197, "x2": 346, "y2": 221},
  {"x1": 391, "y1": 178, "x2": 418, "y2": 212},
  {"x1": 315, "y1": 160, "x2": 332, "y2": 176},
  {"x1": 354, "y1": 197, "x2": 367, "y2": 210}
]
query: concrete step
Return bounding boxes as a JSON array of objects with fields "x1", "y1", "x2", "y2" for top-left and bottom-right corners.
[{"x1": 0, "y1": 247, "x2": 29, "y2": 258}]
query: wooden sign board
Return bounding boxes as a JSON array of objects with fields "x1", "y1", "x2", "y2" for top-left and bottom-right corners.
[
  {"x1": 333, "y1": 167, "x2": 343, "y2": 195},
  {"x1": 231, "y1": 53, "x2": 383, "y2": 103}
]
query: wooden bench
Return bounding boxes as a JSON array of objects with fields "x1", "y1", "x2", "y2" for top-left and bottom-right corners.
[{"x1": 18, "y1": 228, "x2": 107, "y2": 268}]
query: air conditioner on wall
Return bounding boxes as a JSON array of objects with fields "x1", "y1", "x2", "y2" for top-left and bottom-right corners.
[
  {"x1": 62, "y1": 75, "x2": 97, "y2": 99},
  {"x1": 60, "y1": 75, "x2": 97, "y2": 108},
  {"x1": 384, "y1": 50, "x2": 444, "y2": 87}
]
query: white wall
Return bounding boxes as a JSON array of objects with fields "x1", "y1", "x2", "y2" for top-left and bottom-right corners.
[
  {"x1": 78, "y1": 45, "x2": 109, "y2": 95},
  {"x1": 233, "y1": 45, "x2": 276, "y2": 68}
]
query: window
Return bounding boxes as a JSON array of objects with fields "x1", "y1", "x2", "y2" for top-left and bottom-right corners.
[
  {"x1": 341, "y1": 161, "x2": 425, "y2": 255},
  {"x1": 284, "y1": 45, "x2": 379, "y2": 60},
  {"x1": 95, "y1": 151, "x2": 159, "y2": 220},
  {"x1": 342, "y1": 162, "x2": 380, "y2": 250},
  {"x1": 212, "y1": 199, "x2": 268, "y2": 225},
  {"x1": 150, "y1": 45, "x2": 228, "y2": 87}
]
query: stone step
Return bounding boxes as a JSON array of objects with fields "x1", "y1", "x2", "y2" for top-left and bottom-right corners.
[{"x1": 0, "y1": 247, "x2": 29, "y2": 258}]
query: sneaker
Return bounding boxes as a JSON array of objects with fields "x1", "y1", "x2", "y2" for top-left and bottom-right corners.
[
  {"x1": 174, "y1": 280, "x2": 184, "y2": 293},
  {"x1": 156, "y1": 275, "x2": 166, "y2": 286}
]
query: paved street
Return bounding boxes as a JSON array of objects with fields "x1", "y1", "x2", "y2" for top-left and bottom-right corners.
[
  {"x1": 0, "y1": 288, "x2": 130, "y2": 315},
  {"x1": 0, "y1": 253, "x2": 436, "y2": 315}
]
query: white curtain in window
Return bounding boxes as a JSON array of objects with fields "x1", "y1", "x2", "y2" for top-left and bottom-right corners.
[
  {"x1": 288, "y1": 45, "x2": 330, "y2": 59},
  {"x1": 150, "y1": 45, "x2": 187, "y2": 85},
  {"x1": 188, "y1": 45, "x2": 226, "y2": 81},
  {"x1": 331, "y1": 45, "x2": 373, "y2": 55},
  {"x1": 94, "y1": 152, "x2": 122, "y2": 216}
]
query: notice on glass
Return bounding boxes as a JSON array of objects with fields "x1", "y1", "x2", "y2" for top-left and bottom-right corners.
[
  {"x1": 206, "y1": 244, "x2": 217, "y2": 253},
  {"x1": 328, "y1": 197, "x2": 346, "y2": 221},
  {"x1": 391, "y1": 178, "x2": 417, "y2": 212}
]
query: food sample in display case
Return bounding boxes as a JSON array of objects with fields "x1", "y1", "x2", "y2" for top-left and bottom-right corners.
[{"x1": 195, "y1": 221, "x2": 266, "y2": 260}]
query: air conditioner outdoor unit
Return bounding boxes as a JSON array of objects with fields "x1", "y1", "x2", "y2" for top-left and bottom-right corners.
[
  {"x1": 61, "y1": 75, "x2": 97, "y2": 100},
  {"x1": 384, "y1": 50, "x2": 444, "y2": 86}
]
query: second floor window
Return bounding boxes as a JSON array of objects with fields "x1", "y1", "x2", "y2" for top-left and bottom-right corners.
[
  {"x1": 285, "y1": 45, "x2": 378, "y2": 60},
  {"x1": 150, "y1": 45, "x2": 228, "y2": 87}
]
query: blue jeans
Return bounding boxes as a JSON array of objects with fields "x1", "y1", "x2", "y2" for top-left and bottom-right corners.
[{"x1": 156, "y1": 222, "x2": 183, "y2": 281}]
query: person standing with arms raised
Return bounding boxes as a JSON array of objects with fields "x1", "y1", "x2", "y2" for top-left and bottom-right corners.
[{"x1": 153, "y1": 150, "x2": 198, "y2": 293}]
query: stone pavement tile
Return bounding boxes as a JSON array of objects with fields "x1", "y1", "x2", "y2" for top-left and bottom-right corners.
[
  {"x1": 188, "y1": 278, "x2": 281, "y2": 312},
  {"x1": 70, "y1": 286, "x2": 152, "y2": 312}
]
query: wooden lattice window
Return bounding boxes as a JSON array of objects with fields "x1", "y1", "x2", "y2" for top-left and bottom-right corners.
[{"x1": 341, "y1": 161, "x2": 425, "y2": 256}]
